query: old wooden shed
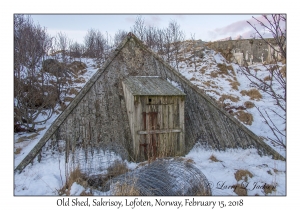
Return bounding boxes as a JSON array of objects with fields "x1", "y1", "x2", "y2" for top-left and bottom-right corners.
[
  {"x1": 122, "y1": 76, "x2": 185, "y2": 161},
  {"x1": 15, "y1": 33, "x2": 285, "y2": 173}
]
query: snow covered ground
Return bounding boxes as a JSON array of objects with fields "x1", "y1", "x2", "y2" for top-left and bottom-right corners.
[{"x1": 14, "y1": 43, "x2": 286, "y2": 196}]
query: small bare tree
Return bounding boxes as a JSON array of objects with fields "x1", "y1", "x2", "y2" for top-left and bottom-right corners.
[
  {"x1": 131, "y1": 16, "x2": 147, "y2": 42},
  {"x1": 168, "y1": 20, "x2": 185, "y2": 71},
  {"x1": 114, "y1": 29, "x2": 128, "y2": 47},
  {"x1": 240, "y1": 14, "x2": 286, "y2": 149},
  {"x1": 84, "y1": 28, "x2": 107, "y2": 63},
  {"x1": 190, "y1": 34, "x2": 196, "y2": 71},
  {"x1": 14, "y1": 15, "x2": 56, "y2": 132}
]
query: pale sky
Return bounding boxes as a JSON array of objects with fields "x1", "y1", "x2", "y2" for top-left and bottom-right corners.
[{"x1": 30, "y1": 14, "x2": 266, "y2": 44}]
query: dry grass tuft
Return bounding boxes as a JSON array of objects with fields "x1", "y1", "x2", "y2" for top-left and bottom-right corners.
[
  {"x1": 217, "y1": 63, "x2": 229, "y2": 75},
  {"x1": 210, "y1": 71, "x2": 219, "y2": 78},
  {"x1": 234, "y1": 184, "x2": 247, "y2": 196},
  {"x1": 80, "y1": 190, "x2": 93, "y2": 196},
  {"x1": 205, "y1": 90, "x2": 221, "y2": 96},
  {"x1": 36, "y1": 127, "x2": 46, "y2": 132},
  {"x1": 68, "y1": 87, "x2": 79, "y2": 96},
  {"x1": 228, "y1": 65, "x2": 236, "y2": 76},
  {"x1": 240, "y1": 89, "x2": 262, "y2": 101},
  {"x1": 263, "y1": 75, "x2": 272, "y2": 81},
  {"x1": 68, "y1": 61, "x2": 87, "y2": 75},
  {"x1": 230, "y1": 80, "x2": 240, "y2": 90},
  {"x1": 28, "y1": 133, "x2": 39, "y2": 140},
  {"x1": 209, "y1": 155, "x2": 220, "y2": 162},
  {"x1": 106, "y1": 160, "x2": 129, "y2": 179},
  {"x1": 244, "y1": 101, "x2": 255, "y2": 109},
  {"x1": 234, "y1": 111, "x2": 253, "y2": 125},
  {"x1": 200, "y1": 66, "x2": 207, "y2": 74},
  {"x1": 264, "y1": 184, "x2": 276, "y2": 195},
  {"x1": 280, "y1": 65, "x2": 286, "y2": 78},
  {"x1": 203, "y1": 81, "x2": 216, "y2": 88},
  {"x1": 217, "y1": 63, "x2": 235, "y2": 76},
  {"x1": 59, "y1": 167, "x2": 88, "y2": 196},
  {"x1": 17, "y1": 136, "x2": 27, "y2": 143},
  {"x1": 190, "y1": 77, "x2": 197, "y2": 81},
  {"x1": 15, "y1": 148, "x2": 22, "y2": 154},
  {"x1": 185, "y1": 158, "x2": 195, "y2": 164},
  {"x1": 74, "y1": 77, "x2": 86, "y2": 84},
  {"x1": 219, "y1": 94, "x2": 240, "y2": 103},
  {"x1": 234, "y1": 170, "x2": 253, "y2": 182},
  {"x1": 64, "y1": 96, "x2": 74, "y2": 103}
]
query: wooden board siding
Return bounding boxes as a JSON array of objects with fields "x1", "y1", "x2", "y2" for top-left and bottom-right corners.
[{"x1": 122, "y1": 77, "x2": 185, "y2": 161}]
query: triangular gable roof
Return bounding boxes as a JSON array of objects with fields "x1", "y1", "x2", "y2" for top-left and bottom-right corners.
[{"x1": 15, "y1": 33, "x2": 285, "y2": 173}]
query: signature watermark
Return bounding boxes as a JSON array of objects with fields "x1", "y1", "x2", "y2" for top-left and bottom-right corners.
[{"x1": 208, "y1": 181, "x2": 276, "y2": 191}]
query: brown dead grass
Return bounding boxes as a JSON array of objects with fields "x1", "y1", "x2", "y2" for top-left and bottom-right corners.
[
  {"x1": 200, "y1": 66, "x2": 207, "y2": 74},
  {"x1": 217, "y1": 63, "x2": 235, "y2": 76},
  {"x1": 59, "y1": 167, "x2": 88, "y2": 196},
  {"x1": 185, "y1": 158, "x2": 195, "y2": 164},
  {"x1": 36, "y1": 127, "x2": 46, "y2": 132},
  {"x1": 263, "y1": 75, "x2": 272, "y2": 81},
  {"x1": 234, "y1": 184, "x2": 247, "y2": 196},
  {"x1": 15, "y1": 148, "x2": 22, "y2": 155},
  {"x1": 74, "y1": 77, "x2": 86, "y2": 84},
  {"x1": 68, "y1": 61, "x2": 87, "y2": 75},
  {"x1": 234, "y1": 111, "x2": 253, "y2": 125},
  {"x1": 205, "y1": 90, "x2": 220, "y2": 96},
  {"x1": 190, "y1": 77, "x2": 198, "y2": 81},
  {"x1": 58, "y1": 102, "x2": 67, "y2": 112},
  {"x1": 17, "y1": 136, "x2": 27, "y2": 143},
  {"x1": 230, "y1": 80, "x2": 240, "y2": 90},
  {"x1": 210, "y1": 71, "x2": 219, "y2": 78},
  {"x1": 68, "y1": 87, "x2": 79, "y2": 96},
  {"x1": 203, "y1": 81, "x2": 216, "y2": 88},
  {"x1": 106, "y1": 160, "x2": 129, "y2": 179},
  {"x1": 280, "y1": 65, "x2": 286, "y2": 78},
  {"x1": 240, "y1": 89, "x2": 262, "y2": 101},
  {"x1": 269, "y1": 64, "x2": 279, "y2": 72},
  {"x1": 80, "y1": 190, "x2": 93, "y2": 196},
  {"x1": 244, "y1": 101, "x2": 255, "y2": 109},
  {"x1": 217, "y1": 63, "x2": 229, "y2": 75},
  {"x1": 64, "y1": 96, "x2": 74, "y2": 103},
  {"x1": 264, "y1": 184, "x2": 276, "y2": 195},
  {"x1": 219, "y1": 94, "x2": 240, "y2": 103},
  {"x1": 28, "y1": 133, "x2": 39, "y2": 140},
  {"x1": 234, "y1": 170, "x2": 253, "y2": 182},
  {"x1": 209, "y1": 155, "x2": 220, "y2": 162}
]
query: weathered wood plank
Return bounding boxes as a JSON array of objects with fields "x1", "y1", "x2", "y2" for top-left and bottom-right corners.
[{"x1": 137, "y1": 129, "x2": 182, "y2": 134}]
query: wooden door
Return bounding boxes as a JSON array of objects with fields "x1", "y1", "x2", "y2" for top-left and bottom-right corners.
[{"x1": 140, "y1": 111, "x2": 158, "y2": 160}]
